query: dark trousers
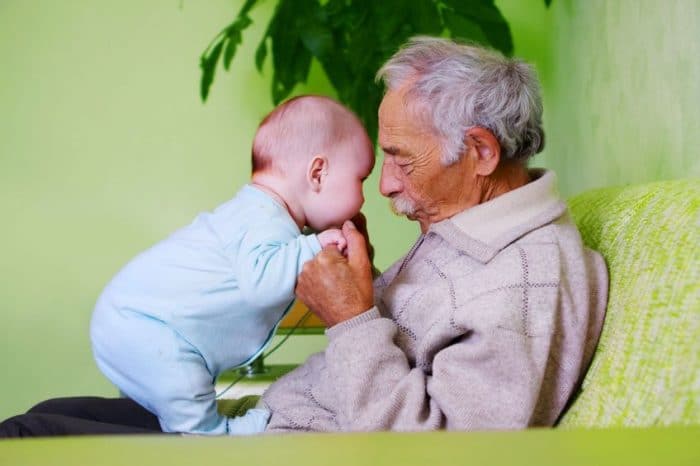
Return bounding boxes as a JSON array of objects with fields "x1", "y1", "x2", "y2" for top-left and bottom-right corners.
[{"x1": 0, "y1": 397, "x2": 165, "y2": 438}]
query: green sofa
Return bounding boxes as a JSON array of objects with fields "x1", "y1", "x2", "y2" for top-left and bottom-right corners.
[
  {"x1": 561, "y1": 178, "x2": 698, "y2": 429},
  {"x1": 1, "y1": 179, "x2": 698, "y2": 466}
]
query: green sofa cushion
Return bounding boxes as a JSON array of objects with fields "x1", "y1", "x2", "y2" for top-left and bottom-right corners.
[{"x1": 560, "y1": 179, "x2": 699, "y2": 427}]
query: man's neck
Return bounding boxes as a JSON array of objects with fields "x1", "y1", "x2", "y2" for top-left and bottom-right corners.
[
  {"x1": 420, "y1": 163, "x2": 530, "y2": 232},
  {"x1": 475, "y1": 162, "x2": 531, "y2": 204}
]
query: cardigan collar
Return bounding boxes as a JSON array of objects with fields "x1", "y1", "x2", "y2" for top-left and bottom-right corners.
[{"x1": 429, "y1": 169, "x2": 566, "y2": 263}]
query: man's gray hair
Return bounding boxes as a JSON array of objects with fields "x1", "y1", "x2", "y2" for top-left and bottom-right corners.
[{"x1": 376, "y1": 36, "x2": 545, "y2": 164}]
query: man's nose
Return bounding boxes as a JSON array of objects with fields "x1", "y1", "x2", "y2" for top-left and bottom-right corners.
[{"x1": 379, "y1": 159, "x2": 402, "y2": 198}]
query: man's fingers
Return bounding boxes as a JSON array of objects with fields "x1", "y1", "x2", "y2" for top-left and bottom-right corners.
[
  {"x1": 349, "y1": 212, "x2": 374, "y2": 262},
  {"x1": 321, "y1": 243, "x2": 344, "y2": 255},
  {"x1": 350, "y1": 212, "x2": 368, "y2": 235},
  {"x1": 342, "y1": 220, "x2": 370, "y2": 272}
]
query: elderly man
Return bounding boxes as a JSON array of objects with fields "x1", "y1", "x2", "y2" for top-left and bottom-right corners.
[{"x1": 260, "y1": 36, "x2": 608, "y2": 432}]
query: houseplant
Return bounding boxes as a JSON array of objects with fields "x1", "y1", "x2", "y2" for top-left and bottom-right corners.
[{"x1": 199, "y1": 0, "x2": 549, "y2": 141}]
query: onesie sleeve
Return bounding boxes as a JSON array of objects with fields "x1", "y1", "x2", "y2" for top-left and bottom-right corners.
[{"x1": 228, "y1": 215, "x2": 321, "y2": 309}]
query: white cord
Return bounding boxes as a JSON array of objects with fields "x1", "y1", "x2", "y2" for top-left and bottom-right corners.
[{"x1": 215, "y1": 310, "x2": 312, "y2": 398}]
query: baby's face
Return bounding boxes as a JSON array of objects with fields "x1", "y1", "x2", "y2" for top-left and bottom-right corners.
[{"x1": 307, "y1": 139, "x2": 375, "y2": 231}]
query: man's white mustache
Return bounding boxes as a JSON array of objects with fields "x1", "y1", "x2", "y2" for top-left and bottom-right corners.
[{"x1": 390, "y1": 195, "x2": 416, "y2": 215}]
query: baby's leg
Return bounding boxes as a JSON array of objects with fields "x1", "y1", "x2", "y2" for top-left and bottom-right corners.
[{"x1": 93, "y1": 311, "x2": 266, "y2": 435}]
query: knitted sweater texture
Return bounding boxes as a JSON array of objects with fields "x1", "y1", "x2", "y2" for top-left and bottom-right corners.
[{"x1": 261, "y1": 169, "x2": 608, "y2": 432}]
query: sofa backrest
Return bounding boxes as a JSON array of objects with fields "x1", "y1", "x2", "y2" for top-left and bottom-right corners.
[{"x1": 558, "y1": 179, "x2": 699, "y2": 427}]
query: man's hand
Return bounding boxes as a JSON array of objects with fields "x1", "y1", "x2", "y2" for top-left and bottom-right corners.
[
  {"x1": 296, "y1": 220, "x2": 374, "y2": 327},
  {"x1": 350, "y1": 212, "x2": 380, "y2": 278}
]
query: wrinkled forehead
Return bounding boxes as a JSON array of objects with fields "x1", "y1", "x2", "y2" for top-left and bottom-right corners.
[
  {"x1": 378, "y1": 88, "x2": 404, "y2": 127},
  {"x1": 379, "y1": 83, "x2": 429, "y2": 126},
  {"x1": 378, "y1": 87, "x2": 434, "y2": 154}
]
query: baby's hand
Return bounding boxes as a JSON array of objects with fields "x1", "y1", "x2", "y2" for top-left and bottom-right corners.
[{"x1": 317, "y1": 228, "x2": 347, "y2": 254}]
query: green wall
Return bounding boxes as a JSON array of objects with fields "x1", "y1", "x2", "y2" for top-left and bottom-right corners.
[
  {"x1": 1, "y1": 0, "x2": 698, "y2": 420},
  {"x1": 500, "y1": 0, "x2": 700, "y2": 194},
  {"x1": 542, "y1": 0, "x2": 700, "y2": 194},
  {"x1": 0, "y1": 0, "x2": 289, "y2": 419}
]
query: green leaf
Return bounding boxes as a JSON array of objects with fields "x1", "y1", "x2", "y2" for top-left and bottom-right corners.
[
  {"x1": 544, "y1": 0, "x2": 553, "y2": 7},
  {"x1": 198, "y1": 0, "x2": 260, "y2": 102},
  {"x1": 444, "y1": 11, "x2": 489, "y2": 47},
  {"x1": 409, "y1": 0, "x2": 442, "y2": 35},
  {"x1": 199, "y1": 40, "x2": 224, "y2": 101},
  {"x1": 304, "y1": 4, "x2": 352, "y2": 96},
  {"x1": 254, "y1": 38, "x2": 267, "y2": 72},
  {"x1": 331, "y1": 2, "x2": 400, "y2": 142},
  {"x1": 344, "y1": 63, "x2": 383, "y2": 143},
  {"x1": 373, "y1": 0, "x2": 412, "y2": 45},
  {"x1": 200, "y1": 0, "x2": 520, "y2": 143},
  {"x1": 239, "y1": 0, "x2": 259, "y2": 16},
  {"x1": 442, "y1": 0, "x2": 513, "y2": 55},
  {"x1": 223, "y1": 15, "x2": 253, "y2": 69},
  {"x1": 254, "y1": 17, "x2": 275, "y2": 73},
  {"x1": 223, "y1": 29, "x2": 242, "y2": 70},
  {"x1": 268, "y1": 0, "x2": 315, "y2": 103},
  {"x1": 234, "y1": 15, "x2": 252, "y2": 30},
  {"x1": 300, "y1": 24, "x2": 334, "y2": 59}
]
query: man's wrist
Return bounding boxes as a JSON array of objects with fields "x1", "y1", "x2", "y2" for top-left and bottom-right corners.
[{"x1": 325, "y1": 306, "x2": 381, "y2": 341}]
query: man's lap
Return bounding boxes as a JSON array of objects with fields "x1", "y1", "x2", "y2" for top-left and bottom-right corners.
[
  {"x1": 0, "y1": 395, "x2": 265, "y2": 438},
  {"x1": 0, "y1": 396, "x2": 163, "y2": 438}
]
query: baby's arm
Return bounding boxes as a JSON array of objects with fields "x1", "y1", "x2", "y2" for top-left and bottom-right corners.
[
  {"x1": 317, "y1": 228, "x2": 347, "y2": 254},
  {"x1": 234, "y1": 217, "x2": 323, "y2": 308}
]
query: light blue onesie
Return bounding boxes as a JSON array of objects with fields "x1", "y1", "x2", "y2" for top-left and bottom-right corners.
[{"x1": 90, "y1": 185, "x2": 321, "y2": 435}]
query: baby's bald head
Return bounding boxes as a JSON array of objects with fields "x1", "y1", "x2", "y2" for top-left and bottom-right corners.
[{"x1": 251, "y1": 95, "x2": 370, "y2": 175}]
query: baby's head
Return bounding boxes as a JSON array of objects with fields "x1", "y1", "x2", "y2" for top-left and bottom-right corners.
[{"x1": 251, "y1": 96, "x2": 375, "y2": 231}]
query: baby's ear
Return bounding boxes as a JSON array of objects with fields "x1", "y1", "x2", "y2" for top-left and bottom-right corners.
[{"x1": 307, "y1": 155, "x2": 328, "y2": 192}]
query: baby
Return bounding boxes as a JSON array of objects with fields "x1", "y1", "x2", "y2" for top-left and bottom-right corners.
[{"x1": 90, "y1": 95, "x2": 375, "y2": 435}]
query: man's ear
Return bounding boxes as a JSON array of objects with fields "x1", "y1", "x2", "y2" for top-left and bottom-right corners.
[
  {"x1": 307, "y1": 155, "x2": 328, "y2": 192},
  {"x1": 464, "y1": 127, "x2": 501, "y2": 176}
]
